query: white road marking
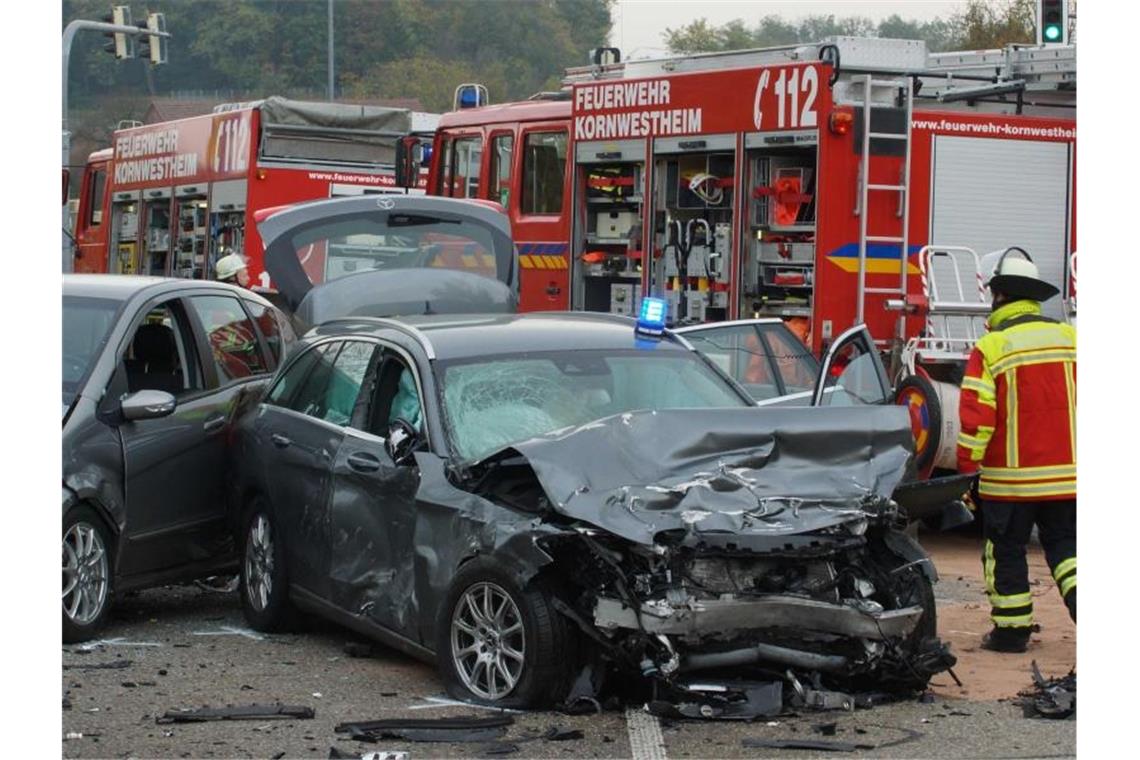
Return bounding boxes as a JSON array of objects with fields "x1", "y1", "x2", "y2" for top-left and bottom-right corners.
[
  {"x1": 190, "y1": 626, "x2": 266, "y2": 641},
  {"x1": 626, "y1": 705, "x2": 667, "y2": 760},
  {"x1": 75, "y1": 637, "x2": 163, "y2": 651}
]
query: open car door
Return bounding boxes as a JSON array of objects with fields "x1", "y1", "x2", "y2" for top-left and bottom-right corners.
[
  {"x1": 811, "y1": 324, "x2": 892, "y2": 407},
  {"x1": 257, "y1": 195, "x2": 519, "y2": 327}
]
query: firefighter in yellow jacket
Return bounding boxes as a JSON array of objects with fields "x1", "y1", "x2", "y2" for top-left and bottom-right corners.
[{"x1": 957, "y1": 248, "x2": 1076, "y2": 653}]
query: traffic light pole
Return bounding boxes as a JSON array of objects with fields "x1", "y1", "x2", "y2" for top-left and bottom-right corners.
[{"x1": 61, "y1": 19, "x2": 169, "y2": 272}]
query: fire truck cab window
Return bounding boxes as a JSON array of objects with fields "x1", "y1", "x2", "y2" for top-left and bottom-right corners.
[
  {"x1": 188, "y1": 295, "x2": 268, "y2": 384},
  {"x1": 522, "y1": 131, "x2": 567, "y2": 215},
  {"x1": 87, "y1": 169, "x2": 105, "y2": 227},
  {"x1": 488, "y1": 133, "x2": 514, "y2": 207},
  {"x1": 437, "y1": 139, "x2": 453, "y2": 196},
  {"x1": 450, "y1": 137, "x2": 482, "y2": 198}
]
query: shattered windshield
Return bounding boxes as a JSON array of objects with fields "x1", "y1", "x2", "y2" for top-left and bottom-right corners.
[
  {"x1": 62, "y1": 295, "x2": 121, "y2": 407},
  {"x1": 439, "y1": 349, "x2": 750, "y2": 462},
  {"x1": 291, "y1": 214, "x2": 499, "y2": 286}
]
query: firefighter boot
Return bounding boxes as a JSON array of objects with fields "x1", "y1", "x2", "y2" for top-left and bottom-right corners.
[
  {"x1": 981, "y1": 626, "x2": 1030, "y2": 653},
  {"x1": 1065, "y1": 588, "x2": 1076, "y2": 623}
]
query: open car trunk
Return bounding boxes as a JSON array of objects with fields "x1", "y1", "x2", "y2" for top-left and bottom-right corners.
[{"x1": 257, "y1": 195, "x2": 519, "y2": 326}]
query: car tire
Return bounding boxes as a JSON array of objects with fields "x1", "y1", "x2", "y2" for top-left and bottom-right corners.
[
  {"x1": 62, "y1": 506, "x2": 113, "y2": 643},
  {"x1": 239, "y1": 500, "x2": 297, "y2": 632},
  {"x1": 895, "y1": 373, "x2": 942, "y2": 478},
  {"x1": 437, "y1": 559, "x2": 578, "y2": 708}
]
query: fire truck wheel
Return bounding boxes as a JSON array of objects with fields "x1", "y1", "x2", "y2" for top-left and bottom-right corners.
[{"x1": 895, "y1": 374, "x2": 942, "y2": 477}]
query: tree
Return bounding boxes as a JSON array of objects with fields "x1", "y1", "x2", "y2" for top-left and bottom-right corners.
[
  {"x1": 950, "y1": 0, "x2": 1037, "y2": 49},
  {"x1": 659, "y1": 0, "x2": 1045, "y2": 56}
]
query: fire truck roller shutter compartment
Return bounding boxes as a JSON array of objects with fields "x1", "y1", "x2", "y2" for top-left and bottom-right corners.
[
  {"x1": 174, "y1": 185, "x2": 209, "y2": 279},
  {"x1": 208, "y1": 179, "x2": 248, "y2": 280},
  {"x1": 110, "y1": 189, "x2": 141, "y2": 275},
  {"x1": 573, "y1": 139, "x2": 645, "y2": 316},
  {"x1": 743, "y1": 131, "x2": 819, "y2": 330},
  {"x1": 140, "y1": 186, "x2": 173, "y2": 276},
  {"x1": 930, "y1": 136, "x2": 1072, "y2": 321},
  {"x1": 652, "y1": 134, "x2": 736, "y2": 325}
]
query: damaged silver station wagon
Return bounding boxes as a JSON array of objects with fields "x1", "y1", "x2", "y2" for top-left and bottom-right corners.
[{"x1": 231, "y1": 195, "x2": 964, "y2": 711}]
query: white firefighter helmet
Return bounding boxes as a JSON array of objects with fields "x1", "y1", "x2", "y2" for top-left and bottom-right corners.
[
  {"x1": 986, "y1": 247, "x2": 1059, "y2": 302},
  {"x1": 215, "y1": 252, "x2": 248, "y2": 282}
]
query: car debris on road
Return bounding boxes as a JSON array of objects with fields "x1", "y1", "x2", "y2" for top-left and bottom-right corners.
[{"x1": 155, "y1": 704, "x2": 316, "y2": 724}]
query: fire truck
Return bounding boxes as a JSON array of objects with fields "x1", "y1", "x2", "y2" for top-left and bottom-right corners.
[
  {"x1": 410, "y1": 37, "x2": 1075, "y2": 475},
  {"x1": 72, "y1": 97, "x2": 437, "y2": 288}
]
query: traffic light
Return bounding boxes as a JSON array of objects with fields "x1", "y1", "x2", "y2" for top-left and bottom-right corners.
[
  {"x1": 101, "y1": 5, "x2": 135, "y2": 59},
  {"x1": 136, "y1": 12, "x2": 168, "y2": 65},
  {"x1": 1038, "y1": 0, "x2": 1068, "y2": 45}
]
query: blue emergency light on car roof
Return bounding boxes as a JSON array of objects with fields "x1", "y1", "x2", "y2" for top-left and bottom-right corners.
[{"x1": 636, "y1": 297, "x2": 668, "y2": 337}]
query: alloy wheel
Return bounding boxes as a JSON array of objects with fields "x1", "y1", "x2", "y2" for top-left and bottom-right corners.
[
  {"x1": 62, "y1": 522, "x2": 109, "y2": 626},
  {"x1": 245, "y1": 514, "x2": 274, "y2": 611},
  {"x1": 450, "y1": 582, "x2": 526, "y2": 700}
]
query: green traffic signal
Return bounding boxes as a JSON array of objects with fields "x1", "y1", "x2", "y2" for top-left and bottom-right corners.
[{"x1": 1044, "y1": 24, "x2": 1062, "y2": 42}]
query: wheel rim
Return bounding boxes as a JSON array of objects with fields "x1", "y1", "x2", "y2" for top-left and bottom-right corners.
[
  {"x1": 244, "y1": 514, "x2": 274, "y2": 612},
  {"x1": 450, "y1": 582, "x2": 525, "y2": 700},
  {"x1": 62, "y1": 522, "x2": 108, "y2": 626}
]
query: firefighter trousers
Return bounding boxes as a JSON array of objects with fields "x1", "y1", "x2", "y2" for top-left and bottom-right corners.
[{"x1": 981, "y1": 498, "x2": 1076, "y2": 630}]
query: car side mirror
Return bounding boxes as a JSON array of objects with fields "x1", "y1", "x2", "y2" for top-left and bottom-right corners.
[
  {"x1": 120, "y1": 390, "x2": 177, "y2": 421},
  {"x1": 386, "y1": 417, "x2": 421, "y2": 466}
]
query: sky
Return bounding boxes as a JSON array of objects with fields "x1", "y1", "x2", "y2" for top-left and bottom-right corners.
[{"x1": 609, "y1": 0, "x2": 971, "y2": 58}]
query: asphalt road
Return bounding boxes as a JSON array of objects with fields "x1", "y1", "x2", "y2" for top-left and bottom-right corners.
[{"x1": 61, "y1": 579, "x2": 1076, "y2": 759}]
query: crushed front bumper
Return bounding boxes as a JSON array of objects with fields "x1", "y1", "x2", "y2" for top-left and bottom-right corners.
[{"x1": 594, "y1": 595, "x2": 923, "y2": 639}]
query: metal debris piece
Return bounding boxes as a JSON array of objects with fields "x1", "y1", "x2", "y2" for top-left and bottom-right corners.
[
  {"x1": 1017, "y1": 661, "x2": 1076, "y2": 719},
  {"x1": 63, "y1": 660, "x2": 133, "y2": 671},
  {"x1": 335, "y1": 715, "x2": 514, "y2": 743},
  {"x1": 478, "y1": 742, "x2": 520, "y2": 755},
  {"x1": 787, "y1": 671, "x2": 854, "y2": 712},
  {"x1": 156, "y1": 704, "x2": 316, "y2": 724},
  {"x1": 648, "y1": 680, "x2": 783, "y2": 720},
  {"x1": 542, "y1": 726, "x2": 584, "y2": 741},
  {"x1": 743, "y1": 737, "x2": 875, "y2": 752},
  {"x1": 194, "y1": 575, "x2": 240, "y2": 593}
]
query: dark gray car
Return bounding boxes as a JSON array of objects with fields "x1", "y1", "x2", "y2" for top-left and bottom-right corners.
[
  {"x1": 228, "y1": 194, "x2": 965, "y2": 710},
  {"x1": 231, "y1": 312, "x2": 963, "y2": 709},
  {"x1": 62, "y1": 275, "x2": 296, "y2": 642}
]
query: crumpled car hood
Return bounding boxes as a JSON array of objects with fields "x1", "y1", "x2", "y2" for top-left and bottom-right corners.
[{"x1": 502, "y1": 406, "x2": 914, "y2": 546}]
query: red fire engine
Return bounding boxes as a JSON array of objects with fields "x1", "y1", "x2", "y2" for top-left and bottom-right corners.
[
  {"x1": 415, "y1": 38, "x2": 1075, "y2": 475},
  {"x1": 72, "y1": 97, "x2": 436, "y2": 288}
]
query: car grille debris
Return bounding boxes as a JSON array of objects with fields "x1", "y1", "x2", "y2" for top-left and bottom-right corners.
[
  {"x1": 155, "y1": 704, "x2": 316, "y2": 724},
  {"x1": 334, "y1": 715, "x2": 514, "y2": 743}
]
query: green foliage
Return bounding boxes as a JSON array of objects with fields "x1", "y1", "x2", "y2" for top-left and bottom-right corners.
[
  {"x1": 953, "y1": 0, "x2": 1037, "y2": 49},
  {"x1": 663, "y1": 0, "x2": 1050, "y2": 55},
  {"x1": 64, "y1": 0, "x2": 613, "y2": 109}
]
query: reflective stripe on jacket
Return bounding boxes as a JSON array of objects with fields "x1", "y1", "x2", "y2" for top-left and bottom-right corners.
[{"x1": 956, "y1": 300, "x2": 1076, "y2": 501}]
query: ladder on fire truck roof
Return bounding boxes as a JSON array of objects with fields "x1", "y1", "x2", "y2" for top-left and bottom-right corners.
[
  {"x1": 855, "y1": 75, "x2": 913, "y2": 343},
  {"x1": 565, "y1": 37, "x2": 1076, "y2": 110}
]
